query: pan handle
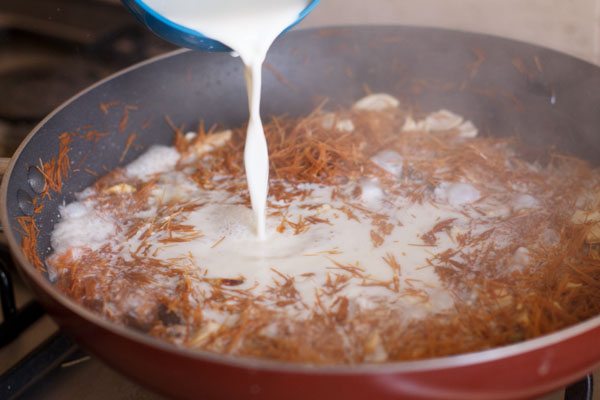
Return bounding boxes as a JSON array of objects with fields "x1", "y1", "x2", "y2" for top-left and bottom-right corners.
[{"x1": 0, "y1": 157, "x2": 10, "y2": 178}]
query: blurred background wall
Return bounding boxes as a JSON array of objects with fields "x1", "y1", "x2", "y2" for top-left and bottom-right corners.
[{"x1": 299, "y1": 0, "x2": 600, "y2": 65}]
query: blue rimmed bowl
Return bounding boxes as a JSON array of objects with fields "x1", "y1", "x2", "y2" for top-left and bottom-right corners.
[{"x1": 121, "y1": 0, "x2": 320, "y2": 52}]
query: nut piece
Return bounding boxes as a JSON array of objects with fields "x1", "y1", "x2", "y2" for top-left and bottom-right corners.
[
  {"x1": 353, "y1": 93, "x2": 400, "y2": 111},
  {"x1": 403, "y1": 109, "x2": 478, "y2": 138},
  {"x1": 572, "y1": 210, "x2": 600, "y2": 243},
  {"x1": 424, "y1": 110, "x2": 479, "y2": 138},
  {"x1": 190, "y1": 129, "x2": 232, "y2": 157},
  {"x1": 320, "y1": 113, "x2": 355, "y2": 132},
  {"x1": 493, "y1": 288, "x2": 513, "y2": 308},
  {"x1": 364, "y1": 331, "x2": 388, "y2": 363},
  {"x1": 402, "y1": 116, "x2": 426, "y2": 132},
  {"x1": 103, "y1": 183, "x2": 136, "y2": 195},
  {"x1": 571, "y1": 210, "x2": 600, "y2": 224},
  {"x1": 336, "y1": 118, "x2": 355, "y2": 132},
  {"x1": 424, "y1": 109, "x2": 464, "y2": 131},
  {"x1": 316, "y1": 204, "x2": 332, "y2": 214},
  {"x1": 189, "y1": 321, "x2": 221, "y2": 347},
  {"x1": 458, "y1": 120, "x2": 478, "y2": 138}
]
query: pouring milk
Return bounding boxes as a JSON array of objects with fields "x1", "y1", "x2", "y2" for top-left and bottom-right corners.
[{"x1": 141, "y1": 0, "x2": 309, "y2": 239}]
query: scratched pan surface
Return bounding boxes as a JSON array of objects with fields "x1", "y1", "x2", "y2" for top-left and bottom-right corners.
[{"x1": 3, "y1": 26, "x2": 600, "y2": 400}]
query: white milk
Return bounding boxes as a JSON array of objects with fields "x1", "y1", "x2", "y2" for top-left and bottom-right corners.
[
  {"x1": 50, "y1": 172, "x2": 459, "y2": 321},
  {"x1": 49, "y1": 105, "x2": 496, "y2": 328},
  {"x1": 142, "y1": 0, "x2": 309, "y2": 239}
]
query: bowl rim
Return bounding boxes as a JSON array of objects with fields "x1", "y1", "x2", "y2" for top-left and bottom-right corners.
[{"x1": 124, "y1": 0, "x2": 321, "y2": 52}]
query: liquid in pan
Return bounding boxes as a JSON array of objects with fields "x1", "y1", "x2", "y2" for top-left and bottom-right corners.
[{"x1": 48, "y1": 95, "x2": 600, "y2": 364}]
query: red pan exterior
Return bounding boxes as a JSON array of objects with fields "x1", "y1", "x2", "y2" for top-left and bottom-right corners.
[
  {"x1": 3, "y1": 27, "x2": 600, "y2": 399},
  {"x1": 19, "y1": 265, "x2": 600, "y2": 399}
]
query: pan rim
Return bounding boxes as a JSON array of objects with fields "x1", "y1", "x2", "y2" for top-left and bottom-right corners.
[{"x1": 2, "y1": 25, "x2": 600, "y2": 376}]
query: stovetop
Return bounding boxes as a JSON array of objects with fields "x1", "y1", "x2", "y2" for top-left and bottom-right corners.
[
  {"x1": 0, "y1": 0, "x2": 173, "y2": 157},
  {"x1": 0, "y1": 1, "x2": 597, "y2": 399}
]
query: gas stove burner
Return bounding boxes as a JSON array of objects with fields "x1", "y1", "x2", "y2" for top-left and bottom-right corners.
[{"x1": 0, "y1": 57, "x2": 106, "y2": 122}]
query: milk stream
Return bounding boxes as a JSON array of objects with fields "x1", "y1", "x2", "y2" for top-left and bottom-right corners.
[{"x1": 142, "y1": 0, "x2": 309, "y2": 239}]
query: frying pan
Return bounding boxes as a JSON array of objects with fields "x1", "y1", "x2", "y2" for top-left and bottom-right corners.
[{"x1": 2, "y1": 26, "x2": 600, "y2": 400}]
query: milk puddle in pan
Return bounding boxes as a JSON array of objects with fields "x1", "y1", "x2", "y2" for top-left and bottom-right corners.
[
  {"x1": 141, "y1": 0, "x2": 309, "y2": 239},
  {"x1": 49, "y1": 99, "x2": 484, "y2": 321}
]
